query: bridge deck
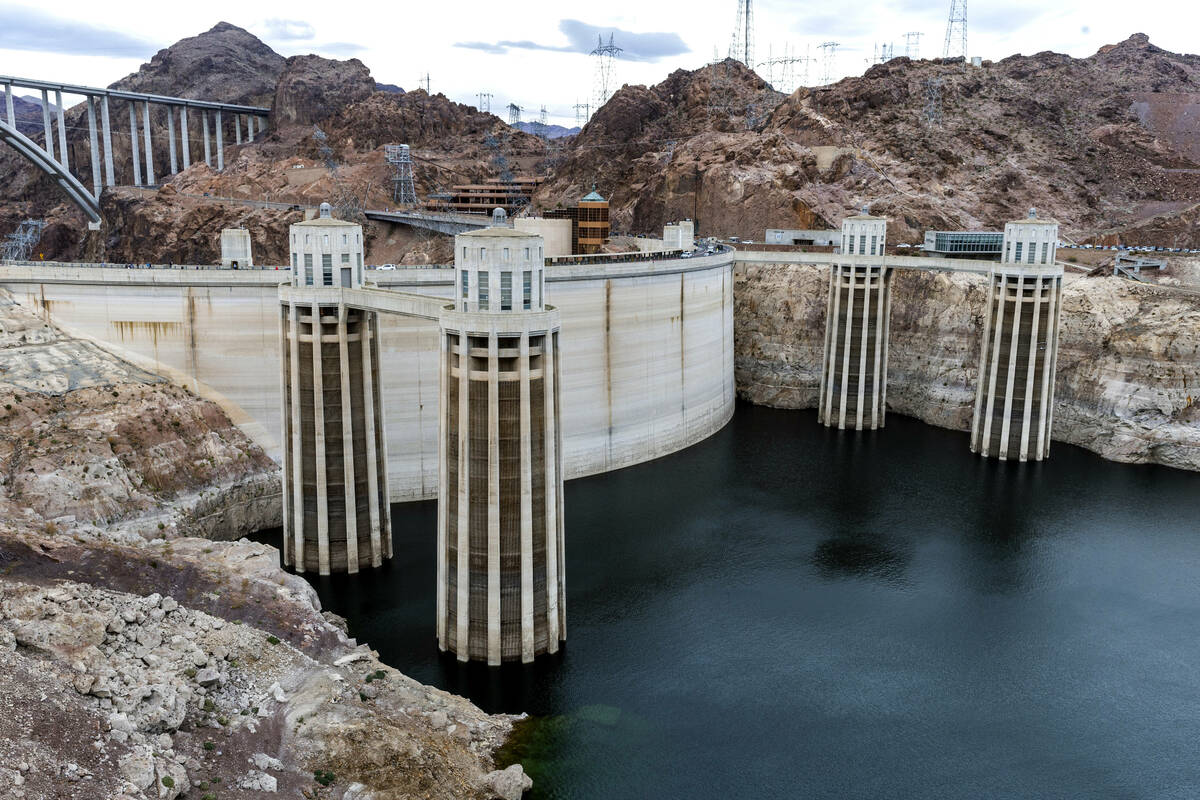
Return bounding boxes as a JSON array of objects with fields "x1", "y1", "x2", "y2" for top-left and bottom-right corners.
[{"x1": 0, "y1": 75, "x2": 270, "y2": 113}]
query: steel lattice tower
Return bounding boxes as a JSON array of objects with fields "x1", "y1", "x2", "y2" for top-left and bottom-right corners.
[
  {"x1": 943, "y1": 0, "x2": 967, "y2": 60},
  {"x1": 590, "y1": 34, "x2": 622, "y2": 112},
  {"x1": 573, "y1": 102, "x2": 590, "y2": 127},
  {"x1": 507, "y1": 103, "x2": 522, "y2": 126},
  {"x1": 729, "y1": 0, "x2": 754, "y2": 68},
  {"x1": 385, "y1": 144, "x2": 417, "y2": 206},
  {"x1": 0, "y1": 220, "x2": 47, "y2": 262},
  {"x1": 819, "y1": 42, "x2": 840, "y2": 85},
  {"x1": 477, "y1": 92, "x2": 493, "y2": 113},
  {"x1": 905, "y1": 32, "x2": 923, "y2": 59}
]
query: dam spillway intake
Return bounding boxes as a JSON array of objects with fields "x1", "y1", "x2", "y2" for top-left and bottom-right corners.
[
  {"x1": 438, "y1": 215, "x2": 567, "y2": 664},
  {"x1": 970, "y1": 211, "x2": 1063, "y2": 461},
  {"x1": 820, "y1": 213, "x2": 892, "y2": 430},
  {"x1": 279, "y1": 204, "x2": 392, "y2": 574}
]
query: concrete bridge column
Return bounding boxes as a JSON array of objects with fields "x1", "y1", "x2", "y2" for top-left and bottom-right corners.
[
  {"x1": 215, "y1": 110, "x2": 224, "y2": 171},
  {"x1": 40, "y1": 90, "x2": 53, "y2": 160},
  {"x1": 55, "y1": 91, "x2": 68, "y2": 172},
  {"x1": 970, "y1": 210, "x2": 1062, "y2": 461},
  {"x1": 234, "y1": 114, "x2": 241, "y2": 145},
  {"x1": 128, "y1": 102, "x2": 141, "y2": 186},
  {"x1": 179, "y1": 106, "x2": 190, "y2": 168},
  {"x1": 166, "y1": 105, "x2": 177, "y2": 174},
  {"x1": 3, "y1": 82, "x2": 12, "y2": 128},
  {"x1": 141, "y1": 100, "x2": 155, "y2": 185},
  {"x1": 201, "y1": 110, "x2": 211, "y2": 167},
  {"x1": 85, "y1": 97, "x2": 101, "y2": 200},
  {"x1": 247, "y1": 115, "x2": 255, "y2": 142},
  {"x1": 100, "y1": 96, "x2": 115, "y2": 186}
]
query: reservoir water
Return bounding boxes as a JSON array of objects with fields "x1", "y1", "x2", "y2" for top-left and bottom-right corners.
[{"x1": 259, "y1": 403, "x2": 1200, "y2": 798}]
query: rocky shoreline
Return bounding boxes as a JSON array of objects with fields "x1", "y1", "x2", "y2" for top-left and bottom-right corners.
[
  {"x1": 735, "y1": 262, "x2": 1200, "y2": 471},
  {"x1": 0, "y1": 289, "x2": 529, "y2": 799}
]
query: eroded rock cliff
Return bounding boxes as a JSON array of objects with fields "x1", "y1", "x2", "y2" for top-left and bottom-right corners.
[
  {"x1": 735, "y1": 263, "x2": 1200, "y2": 470},
  {"x1": 0, "y1": 290, "x2": 526, "y2": 799}
]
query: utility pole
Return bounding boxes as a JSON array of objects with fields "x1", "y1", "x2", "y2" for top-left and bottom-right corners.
[{"x1": 420, "y1": 72, "x2": 431, "y2": 93}]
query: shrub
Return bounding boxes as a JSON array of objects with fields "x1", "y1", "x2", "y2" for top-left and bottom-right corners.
[
  {"x1": 161, "y1": 776, "x2": 175, "y2": 789},
  {"x1": 266, "y1": 635, "x2": 280, "y2": 645},
  {"x1": 314, "y1": 770, "x2": 336, "y2": 787},
  {"x1": 203, "y1": 698, "x2": 215, "y2": 712},
  {"x1": 203, "y1": 741, "x2": 215, "y2": 751}
]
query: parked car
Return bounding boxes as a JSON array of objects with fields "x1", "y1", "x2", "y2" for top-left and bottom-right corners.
[{"x1": 378, "y1": 264, "x2": 397, "y2": 271}]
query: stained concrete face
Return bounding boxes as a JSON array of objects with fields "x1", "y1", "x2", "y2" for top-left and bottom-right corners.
[
  {"x1": 970, "y1": 214, "x2": 1063, "y2": 461},
  {"x1": 219, "y1": 229, "x2": 253, "y2": 268},
  {"x1": 820, "y1": 215, "x2": 892, "y2": 430},
  {"x1": 438, "y1": 229, "x2": 565, "y2": 664},
  {"x1": 289, "y1": 215, "x2": 365, "y2": 289},
  {"x1": 280, "y1": 299, "x2": 391, "y2": 574}
]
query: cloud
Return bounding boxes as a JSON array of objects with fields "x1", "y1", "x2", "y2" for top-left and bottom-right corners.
[
  {"x1": 314, "y1": 42, "x2": 365, "y2": 56},
  {"x1": 0, "y1": 5, "x2": 154, "y2": 57},
  {"x1": 262, "y1": 18, "x2": 315, "y2": 41},
  {"x1": 455, "y1": 19, "x2": 689, "y2": 63},
  {"x1": 455, "y1": 41, "x2": 508, "y2": 55}
]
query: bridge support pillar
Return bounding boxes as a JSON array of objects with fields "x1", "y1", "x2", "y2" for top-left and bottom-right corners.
[
  {"x1": 55, "y1": 91, "x2": 67, "y2": 172},
  {"x1": 180, "y1": 106, "x2": 190, "y2": 168},
  {"x1": 100, "y1": 96, "x2": 114, "y2": 186},
  {"x1": 40, "y1": 90, "x2": 53, "y2": 160},
  {"x1": 141, "y1": 100, "x2": 155, "y2": 185},
  {"x1": 202, "y1": 110, "x2": 211, "y2": 167},
  {"x1": 3, "y1": 82, "x2": 12, "y2": 129},
  {"x1": 820, "y1": 213, "x2": 891, "y2": 430},
  {"x1": 215, "y1": 110, "x2": 224, "y2": 171},
  {"x1": 234, "y1": 114, "x2": 241, "y2": 145},
  {"x1": 128, "y1": 102, "x2": 141, "y2": 186},
  {"x1": 970, "y1": 211, "x2": 1063, "y2": 461},
  {"x1": 167, "y1": 105, "x2": 177, "y2": 174},
  {"x1": 437, "y1": 222, "x2": 566, "y2": 665},
  {"x1": 86, "y1": 97, "x2": 102, "y2": 201}
]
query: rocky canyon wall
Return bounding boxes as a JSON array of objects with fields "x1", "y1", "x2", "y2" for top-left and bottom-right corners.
[{"x1": 735, "y1": 262, "x2": 1200, "y2": 471}]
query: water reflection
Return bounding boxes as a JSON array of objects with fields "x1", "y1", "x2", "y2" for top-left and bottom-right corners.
[{"x1": 812, "y1": 535, "x2": 911, "y2": 585}]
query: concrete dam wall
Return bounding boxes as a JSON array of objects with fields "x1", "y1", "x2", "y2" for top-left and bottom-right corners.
[{"x1": 0, "y1": 252, "x2": 735, "y2": 501}]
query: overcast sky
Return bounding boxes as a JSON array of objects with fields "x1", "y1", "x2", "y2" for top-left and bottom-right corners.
[{"x1": 1, "y1": 0, "x2": 1196, "y2": 126}]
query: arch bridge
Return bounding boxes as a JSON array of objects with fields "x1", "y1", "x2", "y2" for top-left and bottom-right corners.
[{"x1": 1, "y1": 75, "x2": 270, "y2": 225}]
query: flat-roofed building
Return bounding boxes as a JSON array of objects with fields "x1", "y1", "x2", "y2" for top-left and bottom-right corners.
[{"x1": 922, "y1": 230, "x2": 1004, "y2": 259}]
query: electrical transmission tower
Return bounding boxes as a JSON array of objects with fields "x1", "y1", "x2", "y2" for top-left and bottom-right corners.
[
  {"x1": 590, "y1": 34, "x2": 622, "y2": 112},
  {"x1": 477, "y1": 92, "x2": 493, "y2": 113},
  {"x1": 729, "y1": 0, "x2": 754, "y2": 68},
  {"x1": 384, "y1": 144, "x2": 417, "y2": 206},
  {"x1": 312, "y1": 126, "x2": 361, "y2": 219},
  {"x1": 420, "y1": 73, "x2": 432, "y2": 93},
  {"x1": 923, "y1": 77, "x2": 943, "y2": 127},
  {"x1": 573, "y1": 102, "x2": 590, "y2": 127},
  {"x1": 905, "y1": 32, "x2": 923, "y2": 59},
  {"x1": 758, "y1": 43, "x2": 806, "y2": 95},
  {"x1": 507, "y1": 103, "x2": 522, "y2": 126},
  {"x1": 819, "y1": 42, "x2": 839, "y2": 85},
  {"x1": 943, "y1": 0, "x2": 967, "y2": 60},
  {"x1": 537, "y1": 106, "x2": 549, "y2": 139},
  {"x1": 0, "y1": 220, "x2": 47, "y2": 262}
]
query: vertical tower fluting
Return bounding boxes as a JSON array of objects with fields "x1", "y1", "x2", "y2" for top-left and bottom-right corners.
[
  {"x1": 970, "y1": 210, "x2": 1063, "y2": 461},
  {"x1": 819, "y1": 213, "x2": 892, "y2": 430},
  {"x1": 279, "y1": 203, "x2": 391, "y2": 574},
  {"x1": 438, "y1": 213, "x2": 565, "y2": 664}
]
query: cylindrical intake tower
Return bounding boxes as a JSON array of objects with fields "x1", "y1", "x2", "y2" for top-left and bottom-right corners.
[
  {"x1": 970, "y1": 209, "x2": 1063, "y2": 461},
  {"x1": 279, "y1": 203, "x2": 391, "y2": 574},
  {"x1": 819, "y1": 213, "x2": 892, "y2": 430},
  {"x1": 438, "y1": 216, "x2": 566, "y2": 664}
]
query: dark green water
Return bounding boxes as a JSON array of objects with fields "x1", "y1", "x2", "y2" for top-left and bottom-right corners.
[{"x1": 257, "y1": 403, "x2": 1200, "y2": 799}]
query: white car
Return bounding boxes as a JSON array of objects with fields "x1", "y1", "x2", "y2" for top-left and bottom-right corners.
[{"x1": 378, "y1": 264, "x2": 397, "y2": 271}]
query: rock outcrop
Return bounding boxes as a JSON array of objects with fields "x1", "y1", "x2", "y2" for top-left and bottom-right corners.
[
  {"x1": 735, "y1": 262, "x2": 1200, "y2": 471},
  {"x1": 0, "y1": 290, "x2": 526, "y2": 798},
  {"x1": 271, "y1": 55, "x2": 376, "y2": 127}
]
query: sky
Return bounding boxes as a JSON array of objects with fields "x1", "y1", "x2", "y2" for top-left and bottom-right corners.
[{"x1": 1, "y1": 0, "x2": 1197, "y2": 127}]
